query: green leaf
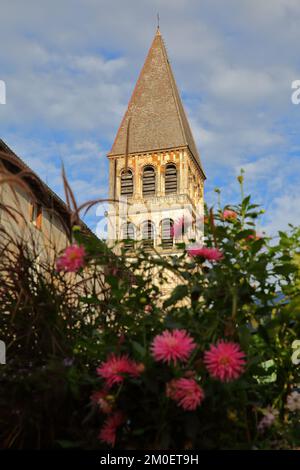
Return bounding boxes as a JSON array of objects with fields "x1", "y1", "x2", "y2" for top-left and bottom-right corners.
[
  {"x1": 238, "y1": 325, "x2": 251, "y2": 349},
  {"x1": 235, "y1": 229, "x2": 256, "y2": 240},
  {"x1": 163, "y1": 284, "x2": 189, "y2": 308},
  {"x1": 242, "y1": 195, "x2": 251, "y2": 211},
  {"x1": 131, "y1": 340, "x2": 146, "y2": 358},
  {"x1": 274, "y1": 264, "x2": 297, "y2": 276},
  {"x1": 164, "y1": 317, "x2": 183, "y2": 329},
  {"x1": 250, "y1": 238, "x2": 265, "y2": 254}
]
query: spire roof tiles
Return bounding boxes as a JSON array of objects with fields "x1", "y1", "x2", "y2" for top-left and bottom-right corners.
[{"x1": 109, "y1": 30, "x2": 205, "y2": 176}]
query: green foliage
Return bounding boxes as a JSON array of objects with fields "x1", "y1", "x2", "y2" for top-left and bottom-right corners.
[{"x1": 1, "y1": 181, "x2": 300, "y2": 450}]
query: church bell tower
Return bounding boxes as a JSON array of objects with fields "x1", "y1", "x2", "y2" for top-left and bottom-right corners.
[{"x1": 107, "y1": 28, "x2": 205, "y2": 253}]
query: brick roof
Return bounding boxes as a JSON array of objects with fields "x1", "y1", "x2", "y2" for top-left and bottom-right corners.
[{"x1": 109, "y1": 29, "x2": 205, "y2": 176}]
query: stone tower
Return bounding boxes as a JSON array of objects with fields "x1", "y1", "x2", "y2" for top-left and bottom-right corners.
[{"x1": 107, "y1": 29, "x2": 205, "y2": 253}]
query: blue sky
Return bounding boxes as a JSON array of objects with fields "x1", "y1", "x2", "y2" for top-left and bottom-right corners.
[{"x1": 1, "y1": 0, "x2": 300, "y2": 235}]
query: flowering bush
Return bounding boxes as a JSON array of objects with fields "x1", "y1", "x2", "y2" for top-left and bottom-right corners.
[
  {"x1": 56, "y1": 243, "x2": 86, "y2": 272},
  {"x1": 1, "y1": 174, "x2": 300, "y2": 449}
]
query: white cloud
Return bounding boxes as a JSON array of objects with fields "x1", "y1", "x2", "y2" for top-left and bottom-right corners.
[
  {"x1": 0, "y1": 0, "x2": 300, "y2": 235},
  {"x1": 263, "y1": 193, "x2": 300, "y2": 235}
]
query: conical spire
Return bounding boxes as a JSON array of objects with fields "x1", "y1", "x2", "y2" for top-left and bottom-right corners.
[{"x1": 109, "y1": 30, "x2": 204, "y2": 173}]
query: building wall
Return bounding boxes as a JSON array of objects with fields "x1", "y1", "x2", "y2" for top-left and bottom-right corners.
[{"x1": 0, "y1": 182, "x2": 70, "y2": 261}]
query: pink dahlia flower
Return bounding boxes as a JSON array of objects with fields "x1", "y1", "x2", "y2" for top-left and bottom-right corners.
[
  {"x1": 56, "y1": 244, "x2": 86, "y2": 273},
  {"x1": 151, "y1": 329, "x2": 196, "y2": 365},
  {"x1": 246, "y1": 233, "x2": 263, "y2": 241},
  {"x1": 166, "y1": 378, "x2": 205, "y2": 410},
  {"x1": 98, "y1": 411, "x2": 125, "y2": 447},
  {"x1": 187, "y1": 245, "x2": 223, "y2": 262},
  {"x1": 144, "y1": 304, "x2": 153, "y2": 314},
  {"x1": 90, "y1": 390, "x2": 113, "y2": 414},
  {"x1": 96, "y1": 354, "x2": 141, "y2": 388},
  {"x1": 204, "y1": 341, "x2": 246, "y2": 382},
  {"x1": 222, "y1": 209, "x2": 238, "y2": 221}
]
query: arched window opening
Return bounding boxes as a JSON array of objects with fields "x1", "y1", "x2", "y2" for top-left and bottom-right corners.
[
  {"x1": 165, "y1": 163, "x2": 177, "y2": 194},
  {"x1": 121, "y1": 169, "x2": 134, "y2": 197},
  {"x1": 142, "y1": 220, "x2": 155, "y2": 249},
  {"x1": 142, "y1": 166, "x2": 156, "y2": 196},
  {"x1": 161, "y1": 218, "x2": 174, "y2": 249},
  {"x1": 122, "y1": 222, "x2": 135, "y2": 249}
]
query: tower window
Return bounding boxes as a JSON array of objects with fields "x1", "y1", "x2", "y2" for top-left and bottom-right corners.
[
  {"x1": 142, "y1": 166, "x2": 156, "y2": 196},
  {"x1": 142, "y1": 220, "x2": 155, "y2": 249},
  {"x1": 161, "y1": 218, "x2": 174, "y2": 249},
  {"x1": 122, "y1": 222, "x2": 135, "y2": 249},
  {"x1": 165, "y1": 163, "x2": 177, "y2": 194},
  {"x1": 121, "y1": 169, "x2": 134, "y2": 197}
]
